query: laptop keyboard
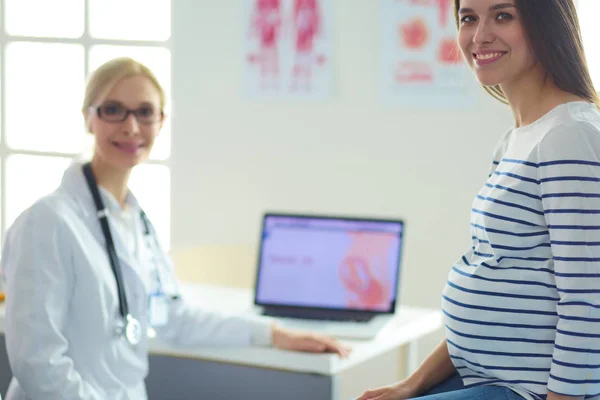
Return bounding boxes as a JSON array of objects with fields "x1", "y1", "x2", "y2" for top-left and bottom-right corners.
[{"x1": 262, "y1": 308, "x2": 375, "y2": 323}]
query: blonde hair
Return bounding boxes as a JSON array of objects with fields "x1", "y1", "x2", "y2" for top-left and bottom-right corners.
[{"x1": 82, "y1": 57, "x2": 166, "y2": 114}]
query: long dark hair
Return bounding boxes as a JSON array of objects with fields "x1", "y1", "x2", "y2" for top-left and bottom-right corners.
[{"x1": 454, "y1": 0, "x2": 599, "y2": 106}]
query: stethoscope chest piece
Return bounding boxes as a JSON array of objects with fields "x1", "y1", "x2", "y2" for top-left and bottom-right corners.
[{"x1": 124, "y1": 314, "x2": 142, "y2": 346}]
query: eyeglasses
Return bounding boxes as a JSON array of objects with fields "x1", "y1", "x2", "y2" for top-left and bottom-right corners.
[{"x1": 92, "y1": 102, "x2": 164, "y2": 125}]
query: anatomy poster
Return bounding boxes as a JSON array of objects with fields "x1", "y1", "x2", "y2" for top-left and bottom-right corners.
[
  {"x1": 381, "y1": 0, "x2": 475, "y2": 107},
  {"x1": 243, "y1": 0, "x2": 333, "y2": 100}
]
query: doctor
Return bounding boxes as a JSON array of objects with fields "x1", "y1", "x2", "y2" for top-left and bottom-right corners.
[{"x1": 1, "y1": 57, "x2": 350, "y2": 400}]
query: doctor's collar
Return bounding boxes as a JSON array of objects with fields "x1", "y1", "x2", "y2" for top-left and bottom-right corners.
[
  {"x1": 60, "y1": 162, "x2": 141, "y2": 217},
  {"x1": 97, "y1": 186, "x2": 137, "y2": 215}
]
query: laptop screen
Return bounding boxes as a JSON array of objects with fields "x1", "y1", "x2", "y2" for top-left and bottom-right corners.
[{"x1": 254, "y1": 214, "x2": 404, "y2": 313}]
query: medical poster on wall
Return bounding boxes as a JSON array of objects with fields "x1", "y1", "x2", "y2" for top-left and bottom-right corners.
[
  {"x1": 243, "y1": 0, "x2": 333, "y2": 101},
  {"x1": 381, "y1": 0, "x2": 476, "y2": 107}
]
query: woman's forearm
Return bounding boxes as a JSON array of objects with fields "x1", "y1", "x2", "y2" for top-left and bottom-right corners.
[{"x1": 406, "y1": 339, "x2": 456, "y2": 395}]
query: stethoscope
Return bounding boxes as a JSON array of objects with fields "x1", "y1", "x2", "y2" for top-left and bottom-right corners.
[{"x1": 82, "y1": 162, "x2": 178, "y2": 346}]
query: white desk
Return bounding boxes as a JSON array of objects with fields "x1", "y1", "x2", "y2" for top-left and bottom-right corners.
[
  {"x1": 146, "y1": 283, "x2": 442, "y2": 399},
  {"x1": 0, "y1": 283, "x2": 442, "y2": 400}
]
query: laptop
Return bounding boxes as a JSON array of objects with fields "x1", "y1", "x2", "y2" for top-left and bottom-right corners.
[{"x1": 252, "y1": 212, "x2": 405, "y2": 340}]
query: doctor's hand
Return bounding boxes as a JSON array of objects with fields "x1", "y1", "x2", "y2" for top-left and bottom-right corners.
[
  {"x1": 271, "y1": 324, "x2": 351, "y2": 357},
  {"x1": 355, "y1": 380, "x2": 417, "y2": 400}
]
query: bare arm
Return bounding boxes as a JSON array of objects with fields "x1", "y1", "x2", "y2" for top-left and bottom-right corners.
[
  {"x1": 357, "y1": 339, "x2": 455, "y2": 400},
  {"x1": 408, "y1": 339, "x2": 456, "y2": 395},
  {"x1": 547, "y1": 393, "x2": 583, "y2": 400}
]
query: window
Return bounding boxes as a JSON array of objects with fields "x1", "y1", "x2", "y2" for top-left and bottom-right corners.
[
  {"x1": 578, "y1": 0, "x2": 600, "y2": 90},
  {"x1": 1, "y1": 0, "x2": 172, "y2": 249}
]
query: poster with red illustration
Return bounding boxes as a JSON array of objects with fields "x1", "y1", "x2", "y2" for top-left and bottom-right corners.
[
  {"x1": 381, "y1": 0, "x2": 475, "y2": 106},
  {"x1": 244, "y1": 0, "x2": 333, "y2": 100}
]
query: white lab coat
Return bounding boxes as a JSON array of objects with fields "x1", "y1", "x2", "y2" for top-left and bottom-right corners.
[{"x1": 1, "y1": 162, "x2": 271, "y2": 400}]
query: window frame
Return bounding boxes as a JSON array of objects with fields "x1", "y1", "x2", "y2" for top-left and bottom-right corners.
[{"x1": 0, "y1": 0, "x2": 172, "y2": 245}]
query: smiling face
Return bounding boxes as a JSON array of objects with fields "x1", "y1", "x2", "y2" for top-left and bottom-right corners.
[
  {"x1": 87, "y1": 75, "x2": 163, "y2": 171},
  {"x1": 457, "y1": 0, "x2": 538, "y2": 87}
]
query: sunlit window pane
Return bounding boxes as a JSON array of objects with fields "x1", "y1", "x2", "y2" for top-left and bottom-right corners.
[
  {"x1": 579, "y1": 0, "x2": 600, "y2": 90},
  {"x1": 129, "y1": 164, "x2": 170, "y2": 250},
  {"x1": 5, "y1": 0, "x2": 84, "y2": 38},
  {"x1": 89, "y1": 0, "x2": 171, "y2": 41},
  {"x1": 88, "y1": 45, "x2": 171, "y2": 160},
  {"x1": 6, "y1": 155, "x2": 71, "y2": 229},
  {"x1": 6, "y1": 42, "x2": 85, "y2": 153}
]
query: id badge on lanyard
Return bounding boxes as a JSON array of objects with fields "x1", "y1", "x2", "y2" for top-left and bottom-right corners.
[{"x1": 149, "y1": 292, "x2": 169, "y2": 327}]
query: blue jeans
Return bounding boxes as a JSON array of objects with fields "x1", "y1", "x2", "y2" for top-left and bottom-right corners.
[{"x1": 412, "y1": 373, "x2": 525, "y2": 400}]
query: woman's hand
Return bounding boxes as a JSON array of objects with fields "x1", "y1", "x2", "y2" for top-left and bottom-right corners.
[
  {"x1": 355, "y1": 380, "x2": 419, "y2": 400},
  {"x1": 271, "y1": 324, "x2": 351, "y2": 357}
]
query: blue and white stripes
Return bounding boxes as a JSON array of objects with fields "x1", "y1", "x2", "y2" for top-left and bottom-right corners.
[{"x1": 443, "y1": 102, "x2": 600, "y2": 400}]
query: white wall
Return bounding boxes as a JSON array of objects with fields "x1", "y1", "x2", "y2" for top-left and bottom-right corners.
[{"x1": 170, "y1": 0, "x2": 513, "y2": 366}]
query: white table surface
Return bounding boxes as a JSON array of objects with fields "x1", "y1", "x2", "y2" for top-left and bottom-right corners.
[{"x1": 147, "y1": 283, "x2": 443, "y2": 376}]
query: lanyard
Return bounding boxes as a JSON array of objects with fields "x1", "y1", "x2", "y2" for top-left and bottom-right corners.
[
  {"x1": 82, "y1": 162, "x2": 142, "y2": 345},
  {"x1": 140, "y1": 212, "x2": 163, "y2": 294},
  {"x1": 140, "y1": 212, "x2": 180, "y2": 300}
]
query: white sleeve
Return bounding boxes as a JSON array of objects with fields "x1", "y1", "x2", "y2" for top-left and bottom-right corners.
[
  {"x1": 155, "y1": 296, "x2": 273, "y2": 348},
  {"x1": 148, "y1": 241, "x2": 273, "y2": 347},
  {"x1": 536, "y1": 122, "x2": 600, "y2": 397},
  {"x1": 2, "y1": 203, "x2": 103, "y2": 399}
]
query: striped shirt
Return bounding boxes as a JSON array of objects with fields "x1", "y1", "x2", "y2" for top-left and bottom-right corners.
[{"x1": 443, "y1": 101, "x2": 600, "y2": 400}]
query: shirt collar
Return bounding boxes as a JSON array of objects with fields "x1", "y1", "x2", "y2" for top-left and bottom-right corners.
[
  {"x1": 60, "y1": 161, "x2": 142, "y2": 217},
  {"x1": 98, "y1": 186, "x2": 138, "y2": 217}
]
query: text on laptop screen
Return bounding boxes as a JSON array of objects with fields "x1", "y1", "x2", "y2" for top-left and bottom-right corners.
[{"x1": 255, "y1": 215, "x2": 403, "y2": 312}]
